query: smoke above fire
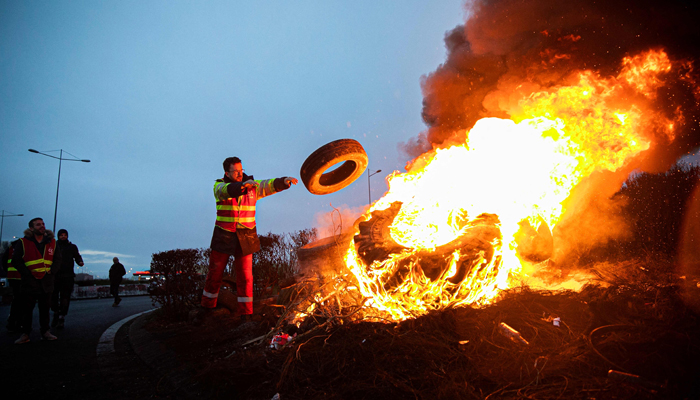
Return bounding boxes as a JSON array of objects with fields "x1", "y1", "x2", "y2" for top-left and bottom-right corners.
[
  {"x1": 313, "y1": 204, "x2": 366, "y2": 239},
  {"x1": 404, "y1": 0, "x2": 700, "y2": 160},
  {"x1": 395, "y1": 0, "x2": 700, "y2": 263}
]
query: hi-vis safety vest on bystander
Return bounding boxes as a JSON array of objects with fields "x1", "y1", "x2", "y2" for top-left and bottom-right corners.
[{"x1": 20, "y1": 237, "x2": 55, "y2": 279}]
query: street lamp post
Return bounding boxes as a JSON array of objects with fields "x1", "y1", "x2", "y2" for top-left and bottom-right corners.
[
  {"x1": 0, "y1": 210, "x2": 24, "y2": 244},
  {"x1": 28, "y1": 149, "x2": 90, "y2": 232},
  {"x1": 367, "y1": 169, "x2": 382, "y2": 205}
]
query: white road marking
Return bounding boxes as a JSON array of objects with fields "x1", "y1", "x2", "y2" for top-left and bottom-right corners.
[{"x1": 96, "y1": 309, "x2": 155, "y2": 356}]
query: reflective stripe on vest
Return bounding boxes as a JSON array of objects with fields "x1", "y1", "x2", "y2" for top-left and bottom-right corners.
[
  {"x1": 7, "y1": 265, "x2": 21, "y2": 280},
  {"x1": 213, "y1": 178, "x2": 278, "y2": 232},
  {"x1": 20, "y1": 237, "x2": 56, "y2": 279},
  {"x1": 5, "y1": 248, "x2": 20, "y2": 280}
]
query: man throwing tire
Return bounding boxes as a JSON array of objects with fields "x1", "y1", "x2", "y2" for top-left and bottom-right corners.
[{"x1": 201, "y1": 157, "x2": 297, "y2": 321}]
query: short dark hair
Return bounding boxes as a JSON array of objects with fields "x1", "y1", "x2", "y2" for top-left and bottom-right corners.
[
  {"x1": 58, "y1": 229, "x2": 68, "y2": 237},
  {"x1": 28, "y1": 217, "x2": 43, "y2": 228},
  {"x1": 223, "y1": 157, "x2": 242, "y2": 172}
]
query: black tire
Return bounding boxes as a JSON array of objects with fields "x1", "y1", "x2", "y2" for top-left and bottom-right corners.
[{"x1": 300, "y1": 139, "x2": 368, "y2": 195}]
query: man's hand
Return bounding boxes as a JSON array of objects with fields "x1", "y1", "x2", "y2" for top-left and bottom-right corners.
[
  {"x1": 78, "y1": 262, "x2": 84, "y2": 267},
  {"x1": 242, "y1": 179, "x2": 258, "y2": 190},
  {"x1": 284, "y1": 177, "x2": 298, "y2": 186}
]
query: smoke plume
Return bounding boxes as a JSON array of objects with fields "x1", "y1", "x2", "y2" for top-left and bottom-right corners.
[
  {"x1": 401, "y1": 0, "x2": 700, "y2": 166},
  {"x1": 398, "y1": 0, "x2": 700, "y2": 262}
]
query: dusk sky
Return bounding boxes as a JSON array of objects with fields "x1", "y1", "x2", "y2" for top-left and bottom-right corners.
[{"x1": 1, "y1": 1, "x2": 466, "y2": 278}]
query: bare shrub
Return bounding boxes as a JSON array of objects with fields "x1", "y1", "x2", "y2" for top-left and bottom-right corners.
[{"x1": 148, "y1": 248, "x2": 208, "y2": 320}]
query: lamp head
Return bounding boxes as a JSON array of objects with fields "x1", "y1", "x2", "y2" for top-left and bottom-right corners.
[{"x1": 28, "y1": 149, "x2": 39, "y2": 153}]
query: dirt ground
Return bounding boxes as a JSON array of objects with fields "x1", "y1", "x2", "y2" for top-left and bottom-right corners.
[{"x1": 142, "y1": 262, "x2": 700, "y2": 400}]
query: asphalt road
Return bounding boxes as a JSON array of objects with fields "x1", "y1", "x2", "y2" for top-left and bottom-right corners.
[{"x1": 0, "y1": 295, "x2": 164, "y2": 400}]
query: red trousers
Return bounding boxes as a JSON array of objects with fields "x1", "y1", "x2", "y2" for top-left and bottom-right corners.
[{"x1": 201, "y1": 249, "x2": 253, "y2": 315}]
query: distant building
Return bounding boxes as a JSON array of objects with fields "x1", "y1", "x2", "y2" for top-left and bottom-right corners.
[{"x1": 75, "y1": 273, "x2": 94, "y2": 281}]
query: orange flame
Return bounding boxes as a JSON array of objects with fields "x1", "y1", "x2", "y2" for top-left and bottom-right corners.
[
  {"x1": 620, "y1": 50, "x2": 672, "y2": 97},
  {"x1": 342, "y1": 50, "x2": 673, "y2": 321}
]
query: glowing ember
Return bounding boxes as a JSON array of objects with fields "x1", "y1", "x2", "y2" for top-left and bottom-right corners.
[{"x1": 345, "y1": 50, "x2": 674, "y2": 321}]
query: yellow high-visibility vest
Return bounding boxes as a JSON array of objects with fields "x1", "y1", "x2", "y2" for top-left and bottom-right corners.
[{"x1": 213, "y1": 178, "x2": 277, "y2": 232}]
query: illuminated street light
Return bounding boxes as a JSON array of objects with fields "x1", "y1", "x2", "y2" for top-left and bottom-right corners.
[
  {"x1": 28, "y1": 149, "x2": 90, "y2": 232},
  {"x1": 368, "y1": 169, "x2": 382, "y2": 205},
  {"x1": 0, "y1": 210, "x2": 24, "y2": 244}
]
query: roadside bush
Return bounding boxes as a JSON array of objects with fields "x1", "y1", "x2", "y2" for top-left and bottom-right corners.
[
  {"x1": 579, "y1": 162, "x2": 700, "y2": 263},
  {"x1": 148, "y1": 248, "x2": 208, "y2": 320},
  {"x1": 620, "y1": 162, "x2": 700, "y2": 256},
  {"x1": 221, "y1": 228, "x2": 317, "y2": 297},
  {"x1": 148, "y1": 229, "x2": 317, "y2": 317},
  {"x1": 253, "y1": 229, "x2": 317, "y2": 296}
]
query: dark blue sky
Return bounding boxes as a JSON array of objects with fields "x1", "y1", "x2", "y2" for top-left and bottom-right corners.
[{"x1": 0, "y1": 1, "x2": 466, "y2": 277}]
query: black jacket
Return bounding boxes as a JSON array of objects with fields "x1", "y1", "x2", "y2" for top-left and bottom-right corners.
[
  {"x1": 11, "y1": 229, "x2": 62, "y2": 293},
  {"x1": 109, "y1": 262, "x2": 126, "y2": 282},
  {"x1": 56, "y1": 239, "x2": 83, "y2": 278}
]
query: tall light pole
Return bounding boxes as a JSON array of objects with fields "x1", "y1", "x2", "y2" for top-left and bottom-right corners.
[
  {"x1": 0, "y1": 210, "x2": 24, "y2": 245},
  {"x1": 368, "y1": 169, "x2": 382, "y2": 205},
  {"x1": 28, "y1": 149, "x2": 90, "y2": 232}
]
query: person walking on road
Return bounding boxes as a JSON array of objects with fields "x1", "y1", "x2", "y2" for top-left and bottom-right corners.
[
  {"x1": 109, "y1": 257, "x2": 126, "y2": 307},
  {"x1": 11, "y1": 217, "x2": 62, "y2": 344},
  {"x1": 51, "y1": 229, "x2": 84, "y2": 329},
  {"x1": 199, "y1": 156, "x2": 297, "y2": 322}
]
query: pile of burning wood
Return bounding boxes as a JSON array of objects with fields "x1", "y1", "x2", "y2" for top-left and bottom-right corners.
[{"x1": 236, "y1": 256, "x2": 699, "y2": 399}]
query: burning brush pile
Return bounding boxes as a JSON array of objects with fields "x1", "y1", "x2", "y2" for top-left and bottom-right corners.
[
  {"x1": 211, "y1": 0, "x2": 700, "y2": 398},
  {"x1": 252, "y1": 265, "x2": 699, "y2": 399}
]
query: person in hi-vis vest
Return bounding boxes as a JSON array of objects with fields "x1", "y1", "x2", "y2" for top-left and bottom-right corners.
[
  {"x1": 11, "y1": 217, "x2": 62, "y2": 344},
  {"x1": 200, "y1": 157, "x2": 297, "y2": 322}
]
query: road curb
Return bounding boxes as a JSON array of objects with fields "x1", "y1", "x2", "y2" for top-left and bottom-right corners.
[{"x1": 97, "y1": 309, "x2": 155, "y2": 356}]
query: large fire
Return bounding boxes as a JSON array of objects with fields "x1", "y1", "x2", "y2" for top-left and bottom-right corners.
[{"x1": 344, "y1": 50, "x2": 673, "y2": 321}]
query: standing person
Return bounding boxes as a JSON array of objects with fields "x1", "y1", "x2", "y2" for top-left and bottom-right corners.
[
  {"x1": 3, "y1": 241, "x2": 24, "y2": 332},
  {"x1": 109, "y1": 257, "x2": 126, "y2": 307},
  {"x1": 51, "y1": 229, "x2": 84, "y2": 329},
  {"x1": 199, "y1": 157, "x2": 297, "y2": 322},
  {"x1": 11, "y1": 217, "x2": 62, "y2": 344}
]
